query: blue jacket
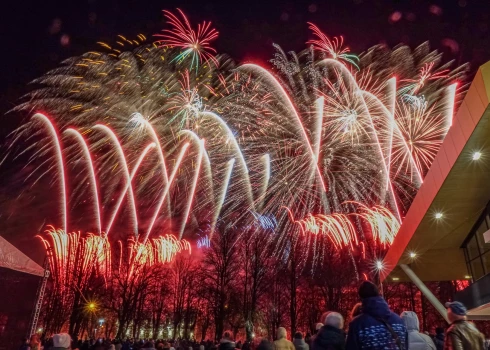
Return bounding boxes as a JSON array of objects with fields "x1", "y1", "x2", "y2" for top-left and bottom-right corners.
[{"x1": 346, "y1": 296, "x2": 408, "y2": 350}]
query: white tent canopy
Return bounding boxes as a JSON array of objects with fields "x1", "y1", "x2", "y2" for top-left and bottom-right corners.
[{"x1": 0, "y1": 236, "x2": 44, "y2": 276}]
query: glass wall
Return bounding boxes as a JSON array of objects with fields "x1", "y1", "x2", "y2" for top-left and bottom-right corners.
[{"x1": 463, "y1": 207, "x2": 490, "y2": 281}]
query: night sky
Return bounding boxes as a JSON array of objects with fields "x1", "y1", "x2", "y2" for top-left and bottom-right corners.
[{"x1": 1, "y1": 0, "x2": 490, "y2": 261}]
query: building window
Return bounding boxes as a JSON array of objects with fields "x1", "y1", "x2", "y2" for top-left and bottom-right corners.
[{"x1": 463, "y1": 204, "x2": 490, "y2": 281}]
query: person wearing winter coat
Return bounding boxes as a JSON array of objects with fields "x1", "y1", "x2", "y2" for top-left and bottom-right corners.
[
  {"x1": 274, "y1": 327, "x2": 295, "y2": 350},
  {"x1": 312, "y1": 312, "x2": 346, "y2": 350},
  {"x1": 433, "y1": 328, "x2": 444, "y2": 350},
  {"x1": 400, "y1": 311, "x2": 436, "y2": 350},
  {"x1": 444, "y1": 301, "x2": 485, "y2": 350},
  {"x1": 345, "y1": 281, "x2": 408, "y2": 350},
  {"x1": 218, "y1": 331, "x2": 236, "y2": 350},
  {"x1": 293, "y1": 332, "x2": 309, "y2": 350},
  {"x1": 257, "y1": 339, "x2": 273, "y2": 350}
]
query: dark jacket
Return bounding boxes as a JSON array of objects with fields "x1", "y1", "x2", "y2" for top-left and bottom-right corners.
[
  {"x1": 312, "y1": 325, "x2": 346, "y2": 350},
  {"x1": 257, "y1": 340, "x2": 273, "y2": 350},
  {"x1": 433, "y1": 333, "x2": 444, "y2": 350},
  {"x1": 444, "y1": 320, "x2": 485, "y2": 350},
  {"x1": 293, "y1": 338, "x2": 310, "y2": 350},
  {"x1": 219, "y1": 339, "x2": 236, "y2": 350},
  {"x1": 346, "y1": 296, "x2": 408, "y2": 350}
]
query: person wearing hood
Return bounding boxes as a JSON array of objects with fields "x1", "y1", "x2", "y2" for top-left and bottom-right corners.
[
  {"x1": 218, "y1": 331, "x2": 236, "y2": 350},
  {"x1": 345, "y1": 281, "x2": 407, "y2": 350},
  {"x1": 312, "y1": 312, "x2": 346, "y2": 350},
  {"x1": 274, "y1": 327, "x2": 295, "y2": 350},
  {"x1": 400, "y1": 311, "x2": 436, "y2": 350},
  {"x1": 293, "y1": 332, "x2": 309, "y2": 350}
]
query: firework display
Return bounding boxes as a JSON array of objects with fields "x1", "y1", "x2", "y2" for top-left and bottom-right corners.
[{"x1": 10, "y1": 9, "x2": 468, "y2": 278}]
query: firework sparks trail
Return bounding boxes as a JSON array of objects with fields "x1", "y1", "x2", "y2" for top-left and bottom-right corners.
[
  {"x1": 361, "y1": 90, "x2": 424, "y2": 185},
  {"x1": 93, "y1": 124, "x2": 139, "y2": 235},
  {"x1": 210, "y1": 158, "x2": 235, "y2": 238},
  {"x1": 155, "y1": 9, "x2": 219, "y2": 69},
  {"x1": 153, "y1": 234, "x2": 192, "y2": 263},
  {"x1": 318, "y1": 58, "x2": 401, "y2": 219},
  {"x1": 385, "y1": 77, "x2": 397, "y2": 190},
  {"x1": 403, "y1": 62, "x2": 450, "y2": 94},
  {"x1": 307, "y1": 22, "x2": 359, "y2": 68},
  {"x1": 179, "y1": 129, "x2": 214, "y2": 208},
  {"x1": 144, "y1": 143, "x2": 190, "y2": 243},
  {"x1": 286, "y1": 208, "x2": 358, "y2": 249},
  {"x1": 200, "y1": 111, "x2": 255, "y2": 210},
  {"x1": 12, "y1": 11, "x2": 468, "y2": 271},
  {"x1": 258, "y1": 154, "x2": 270, "y2": 212},
  {"x1": 239, "y1": 64, "x2": 328, "y2": 192},
  {"x1": 179, "y1": 137, "x2": 204, "y2": 239},
  {"x1": 129, "y1": 114, "x2": 172, "y2": 217},
  {"x1": 32, "y1": 113, "x2": 68, "y2": 233},
  {"x1": 64, "y1": 128, "x2": 102, "y2": 233},
  {"x1": 106, "y1": 142, "x2": 156, "y2": 236},
  {"x1": 350, "y1": 202, "x2": 401, "y2": 245}
]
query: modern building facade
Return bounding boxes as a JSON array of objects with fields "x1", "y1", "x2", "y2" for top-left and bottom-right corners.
[{"x1": 382, "y1": 61, "x2": 490, "y2": 319}]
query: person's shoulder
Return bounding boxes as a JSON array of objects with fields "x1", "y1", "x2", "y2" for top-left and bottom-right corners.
[
  {"x1": 388, "y1": 311, "x2": 404, "y2": 322},
  {"x1": 349, "y1": 313, "x2": 366, "y2": 325}
]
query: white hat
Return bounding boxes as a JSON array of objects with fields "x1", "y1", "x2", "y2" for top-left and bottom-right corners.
[{"x1": 53, "y1": 333, "x2": 71, "y2": 348}]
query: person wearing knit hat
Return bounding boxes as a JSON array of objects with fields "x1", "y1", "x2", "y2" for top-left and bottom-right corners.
[
  {"x1": 358, "y1": 281, "x2": 380, "y2": 299},
  {"x1": 345, "y1": 281, "x2": 407, "y2": 350},
  {"x1": 53, "y1": 333, "x2": 71, "y2": 350}
]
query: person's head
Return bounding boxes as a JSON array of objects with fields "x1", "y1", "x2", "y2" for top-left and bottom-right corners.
[
  {"x1": 325, "y1": 312, "x2": 344, "y2": 330},
  {"x1": 293, "y1": 332, "x2": 302, "y2": 340},
  {"x1": 30, "y1": 334, "x2": 40, "y2": 344},
  {"x1": 400, "y1": 311, "x2": 420, "y2": 332},
  {"x1": 222, "y1": 331, "x2": 232, "y2": 340},
  {"x1": 350, "y1": 303, "x2": 362, "y2": 319},
  {"x1": 276, "y1": 327, "x2": 287, "y2": 340},
  {"x1": 358, "y1": 281, "x2": 380, "y2": 300},
  {"x1": 53, "y1": 333, "x2": 72, "y2": 350},
  {"x1": 315, "y1": 323, "x2": 323, "y2": 332},
  {"x1": 320, "y1": 311, "x2": 331, "y2": 325},
  {"x1": 445, "y1": 301, "x2": 467, "y2": 323},
  {"x1": 435, "y1": 327, "x2": 444, "y2": 335}
]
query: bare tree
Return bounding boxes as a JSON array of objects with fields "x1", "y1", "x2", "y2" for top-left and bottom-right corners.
[
  {"x1": 240, "y1": 228, "x2": 273, "y2": 340},
  {"x1": 202, "y1": 223, "x2": 240, "y2": 340}
]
